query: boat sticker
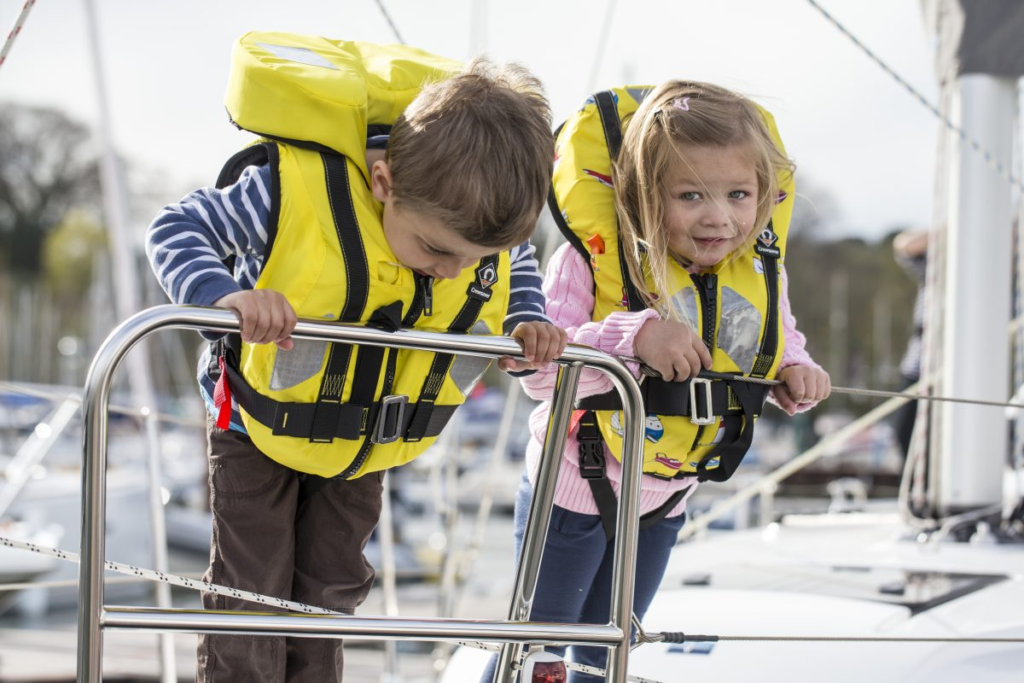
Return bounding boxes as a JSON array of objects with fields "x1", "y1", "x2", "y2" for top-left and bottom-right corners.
[
  {"x1": 654, "y1": 454, "x2": 684, "y2": 471},
  {"x1": 696, "y1": 424, "x2": 726, "y2": 447},
  {"x1": 448, "y1": 320, "x2": 493, "y2": 396},
  {"x1": 270, "y1": 340, "x2": 329, "y2": 391},
  {"x1": 610, "y1": 410, "x2": 625, "y2": 436},
  {"x1": 645, "y1": 415, "x2": 665, "y2": 443},
  {"x1": 583, "y1": 169, "x2": 614, "y2": 188},
  {"x1": 717, "y1": 286, "x2": 762, "y2": 374}
]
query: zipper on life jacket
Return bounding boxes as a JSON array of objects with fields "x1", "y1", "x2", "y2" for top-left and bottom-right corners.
[
  {"x1": 689, "y1": 272, "x2": 719, "y2": 456},
  {"x1": 420, "y1": 276, "x2": 434, "y2": 317},
  {"x1": 692, "y1": 273, "x2": 718, "y2": 353},
  {"x1": 403, "y1": 273, "x2": 434, "y2": 326}
]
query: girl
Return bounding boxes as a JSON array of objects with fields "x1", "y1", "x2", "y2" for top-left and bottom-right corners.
[{"x1": 482, "y1": 81, "x2": 830, "y2": 681}]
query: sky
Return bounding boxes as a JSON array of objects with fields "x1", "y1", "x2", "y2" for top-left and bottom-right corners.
[{"x1": 0, "y1": 0, "x2": 949, "y2": 240}]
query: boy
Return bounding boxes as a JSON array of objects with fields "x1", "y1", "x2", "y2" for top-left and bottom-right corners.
[{"x1": 146, "y1": 35, "x2": 565, "y2": 682}]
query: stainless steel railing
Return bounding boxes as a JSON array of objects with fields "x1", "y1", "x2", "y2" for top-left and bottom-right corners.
[{"x1": 78, "y1": 304, "x2": 647, "y2": 683}]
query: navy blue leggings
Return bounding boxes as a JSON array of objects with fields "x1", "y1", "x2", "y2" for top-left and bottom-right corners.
[{"x1": 480, "y1": 474, "x2": 686, "y2": 682}]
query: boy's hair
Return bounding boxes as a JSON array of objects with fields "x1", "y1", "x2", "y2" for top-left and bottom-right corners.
[
  {"x1": 612, "y1": 80, "x2": 794, "y2": 324},
  {"x1": 387, "y1": 58, "x2": 553, "y2": 248}
]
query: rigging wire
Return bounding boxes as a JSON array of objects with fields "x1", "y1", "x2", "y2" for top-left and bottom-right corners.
[
  {"x1": 371, "y1": 0, "x2": 406, "y2": 45},
  {"x1": 0, "y1": 0, "x2": 36, "y2": 70},
  {"x1": 804, "y1": 0, "x2": 1024, "y2": 194},
  {"x1": 586, "y1": 0, "x2": 618, "y2": 93}
]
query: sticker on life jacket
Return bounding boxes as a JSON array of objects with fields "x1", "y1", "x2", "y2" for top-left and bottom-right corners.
[
  {"x1": 467, "y1": 262, "x2": 498, "y2": 302},
  {"x1": 755, "y1": 226, "x2": 781, "y2": 258},
  {"x1": 583, "y1": 169, "x2": 614, "y2": 188}
]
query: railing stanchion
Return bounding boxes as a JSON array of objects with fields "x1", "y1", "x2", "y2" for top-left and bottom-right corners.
[{"x1": 495, "y1": 361, "x2": 584, "y2": 683}]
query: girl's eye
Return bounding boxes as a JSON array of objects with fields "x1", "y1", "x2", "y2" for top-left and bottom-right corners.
[
  {"x1": 729, "y1": 190, "x2": 749, "y2": 200},
  {"x1": 680, "y1": 191, "x2": 701, "y2": 201}
]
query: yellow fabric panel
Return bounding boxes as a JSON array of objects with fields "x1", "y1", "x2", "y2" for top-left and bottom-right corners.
[{"x1": 226, "y1": 33, "x2": 462, "y2": 183}]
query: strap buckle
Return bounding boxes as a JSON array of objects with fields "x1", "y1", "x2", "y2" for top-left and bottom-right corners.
[
  {"x1": 372, "y1": 395, "x2": 409, "y2": 445},
  {"x1": 578, "y1": 441, "x2": 606, "y2": 480},
  {"x1": 689, "y1": 378, "x2": 715, "y2": 425}
]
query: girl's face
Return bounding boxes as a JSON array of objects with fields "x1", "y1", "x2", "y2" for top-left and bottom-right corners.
[{"x1": 662, "y1": 144, "x2": 759, "y2": 269}]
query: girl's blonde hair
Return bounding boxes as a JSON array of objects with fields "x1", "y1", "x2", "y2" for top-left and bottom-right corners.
[{"x1": 612, "y1": 80, "x2": 794, "y2": 323}]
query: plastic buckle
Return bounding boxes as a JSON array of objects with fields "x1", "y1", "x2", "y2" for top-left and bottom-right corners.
[
  {"x1": 578, "y1": 441, "x2": 606, "y2": 480},
  {"x1": 372, "y1": 395, "x2": 409, "y2": 445},
  {"x1": 689, "y1": 378, "x2": 715, "y2": 425}
]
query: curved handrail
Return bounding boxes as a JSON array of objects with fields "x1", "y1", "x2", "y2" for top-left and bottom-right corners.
[{"x1": 77, "y1": 305, "x2": 647, "y2": 683}]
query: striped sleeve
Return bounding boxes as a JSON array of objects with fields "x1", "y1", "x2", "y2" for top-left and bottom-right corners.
[
  {"x1": 503, "y1": 239, "x2": 550, "y2": 335},
  {"x1": 145, "y1": 164, "x2": 272, "y2": 307}
]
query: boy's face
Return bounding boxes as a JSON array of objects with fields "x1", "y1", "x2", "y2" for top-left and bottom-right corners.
[{"x1": 371, "y1": 160, "x2": 496, "y2": 280}]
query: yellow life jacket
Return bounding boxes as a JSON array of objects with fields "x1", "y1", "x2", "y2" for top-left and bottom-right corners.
[
  {"x1": 217, "y1": 33, "x2": 511, "y2": 479},
  {"x1": 551, "y1": 87, "x2": 795, "y2": 483}
]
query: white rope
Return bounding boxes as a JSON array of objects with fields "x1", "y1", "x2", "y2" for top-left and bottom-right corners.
[
  {"x1": 0, "y1": 534, "x2": 341, "y2": 615},
  {"x1": 804, "y1": 0, "x2": 1024, "y2": 194},
  {"x1": 0, "y1": 0, "x2": 36, "y2": 70},
  {"x1": 2, "y1": 533, "x2": 662, "y2": 681}
]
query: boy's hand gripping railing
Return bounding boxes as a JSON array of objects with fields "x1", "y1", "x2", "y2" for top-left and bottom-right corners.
[{"x1": 77, "y1": 304, "x2": 647, "y2": 683}]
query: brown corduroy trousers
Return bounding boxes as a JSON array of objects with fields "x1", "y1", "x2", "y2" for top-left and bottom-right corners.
[{"x1": 198, "y1": 417, "x2": 384, "y2": 682}]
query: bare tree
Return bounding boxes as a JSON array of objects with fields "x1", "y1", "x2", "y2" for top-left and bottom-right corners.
[{"x1": 0, "y1": 103, "x2": 101, "y2": 279}]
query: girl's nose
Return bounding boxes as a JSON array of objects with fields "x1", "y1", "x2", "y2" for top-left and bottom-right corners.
[{"x1": 702, "y1": 200, "x2": 731, "y2": 228}]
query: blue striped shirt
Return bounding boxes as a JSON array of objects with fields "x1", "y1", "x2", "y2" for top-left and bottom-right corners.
[{"x1": 146, "y1": 163, "x2": 549, "y2": 431}]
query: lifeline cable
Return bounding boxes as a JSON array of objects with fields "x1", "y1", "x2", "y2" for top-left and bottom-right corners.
[
  {"x1": 0, "y1": 0, "x2": 36, "y2": 70},
  {"x1": 621, "y1": 359, "x2": 1024, "y2": 412},
  {"x1": 5, "y1": 533, "x2": 1022, "y2": 682},
  {"x1": 804, "y1": 0, "x2": 1024, "y2": 194}
]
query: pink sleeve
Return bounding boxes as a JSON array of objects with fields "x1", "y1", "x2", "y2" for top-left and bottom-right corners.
[
  {"x1": 770, "y1": 264, "x2": 824, "y2": 412},
  {"x1": 520, "y1": 244, "x2": 659, "y2": 401}
]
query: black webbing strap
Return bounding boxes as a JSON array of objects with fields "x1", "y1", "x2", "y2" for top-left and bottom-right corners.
[
  {"x1": 211, "y1": 142, "x2": 281, "y2": 359},
  {"x1": 577, "y1": 411, "x2": 688, "y2": 541},
  {"x1": 594, "y1": 91, "x2": 623, "y2": 161},
  {"x1": 346, "y1": 301, "x2": 405, "y2": 437},
  {"x1": 403, "y1": 255, "x2": 500, "y2": 442},
  {"x1": 308, "y1": 152, "x2": 370, "y2": 443},
  {"x1": 695, "y1": 380, "x2": 764, "y2": 482},
  {"x1": 577, "y1": 376, "x2": 769, "y2": 419},
  {"x1": 593, "y1": 90, "x2": 646, "y2": 313},
  {"x1": 222, "y1": 357, "x2": 457, "y2": 442},
  {"x1": 750, "y1": 220, "x2": 781, "y2": 378}
]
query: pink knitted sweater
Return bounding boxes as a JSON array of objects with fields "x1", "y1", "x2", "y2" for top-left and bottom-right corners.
[{"x1": 521, "y1": 243, "x2": 823, "y2": 517}]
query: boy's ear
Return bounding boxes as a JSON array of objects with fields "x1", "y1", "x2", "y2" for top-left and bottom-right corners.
[{"x1": 370, "y1": 160, "x2": 394, "y2": 203}]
